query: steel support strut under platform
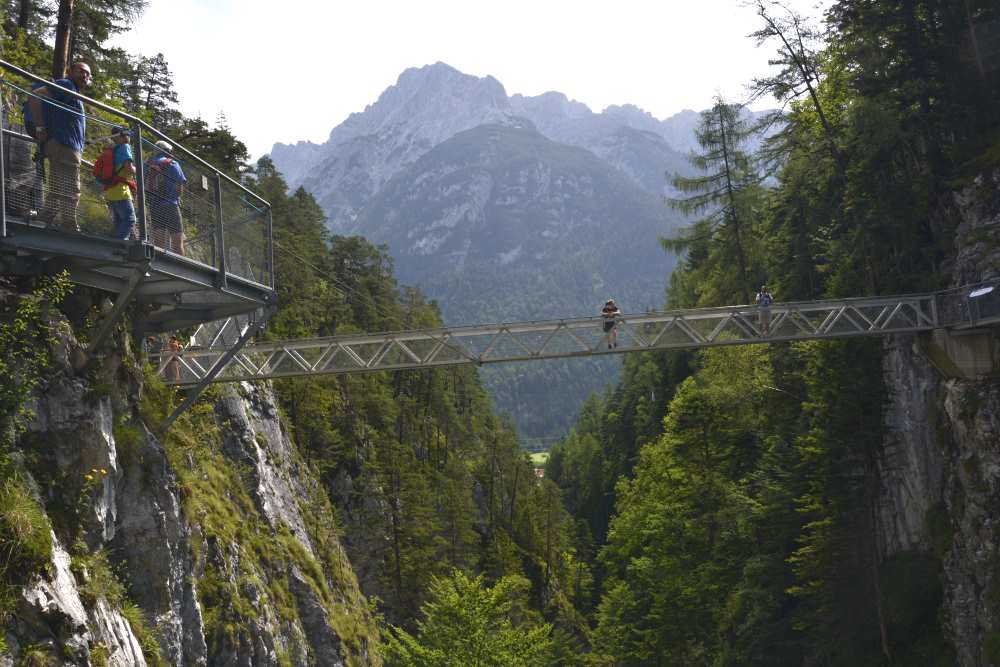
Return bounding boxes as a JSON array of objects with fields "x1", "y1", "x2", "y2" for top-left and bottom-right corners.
[{"x1": 86, "y1": 265, "x2": 148, "y2": 354}]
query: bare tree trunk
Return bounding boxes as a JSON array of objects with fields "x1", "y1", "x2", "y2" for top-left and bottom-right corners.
[
  {"x1": 962, "y1": 0, "x2": 987, "y2": 83},
  {"x1": 52, "y1": 0, "x2": 74, "y2": 80},
  {"x1": 17, "y1": 0, "x2": 32, "y2": 29}
]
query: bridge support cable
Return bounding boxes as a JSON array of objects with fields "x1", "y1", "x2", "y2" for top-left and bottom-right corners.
[{"x1": 149, "y1": 290, "x2": 992, "y2": 386}]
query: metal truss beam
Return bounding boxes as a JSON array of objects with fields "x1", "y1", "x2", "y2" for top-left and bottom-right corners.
[
  {"x1": 157, "y1": 319, "x2": 265, "y2": 434},
  {"x1": 154, "y1": 289, "x2": 992, "y2": 386}
]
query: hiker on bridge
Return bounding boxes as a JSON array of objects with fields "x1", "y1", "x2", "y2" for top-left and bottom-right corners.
[
  {"x1": 28, "y1": 60, "x2": 92, "y2": 232},
  {"x1": 756, "y1": 285, "x2": 774, "y2": 335},
  {"x1": 602, "y1": 299, "x2": 622, "y2": 349}
]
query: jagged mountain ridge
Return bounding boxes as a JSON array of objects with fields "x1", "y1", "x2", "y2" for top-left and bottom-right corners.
[{"x1": 270, "y1": 62, "x2": 702, "y2": 227}]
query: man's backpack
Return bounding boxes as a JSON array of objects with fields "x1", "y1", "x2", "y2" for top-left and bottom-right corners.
[
  {"x1": 93, "y1": 148, "x2": 117, "y2": 187},
  {"x1": 21, "y1": 81, "x2": 48, "y2": 139}
]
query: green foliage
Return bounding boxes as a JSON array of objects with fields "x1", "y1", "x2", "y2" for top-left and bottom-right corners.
[
  {"x1": 666, "y1": 96, "x2": 766, "y2": 305},
  {"x1": 17, "y1": 644, "x2": 55, "y2": 667},
  {"x1": 0, "y1": 274, "x2": 70, "y2": 454},
  {"x1": 120, "y1": 601, "x2": 168, "y2": 667},
  {"x1": 89, "y1": 644, "x2": 110, "y2": 667},
  {"x1": 0, "y1": 477, "x2": 53, "y2": 581},
  {"x1": 384, "y1": 570, "x2": 553, "y2": 667},
  {"x1": 553, "y1": 1, "x2": 1000, "y2": 663},
  {"x1": 70, "y1": 542, "x2": 124, "y2": 605},
  {"x1": 593, "y1": 346, "x2": 773, "y2": 664}
]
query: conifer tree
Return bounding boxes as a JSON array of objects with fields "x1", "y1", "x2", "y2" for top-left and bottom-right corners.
[
  {"x1": 666, "y1": 96, "x2": 763, "y2": 305},
  {"x1": 385, "y1": 571, "x2": 553, "y2": 667}
]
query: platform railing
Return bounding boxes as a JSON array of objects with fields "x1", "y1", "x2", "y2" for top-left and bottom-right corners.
[{"x1": 0, "y1": 58, "x2": 273, "y2": 290}]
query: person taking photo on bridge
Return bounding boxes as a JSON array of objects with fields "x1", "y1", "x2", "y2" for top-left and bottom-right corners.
[
  {"x1": 28, "y1": 60, "x2": 92, "y2": 232},
  {"x1": 602, "y1": 298, "x2": 622, "y2": 349}
]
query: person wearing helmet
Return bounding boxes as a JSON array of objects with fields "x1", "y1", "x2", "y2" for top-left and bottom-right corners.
[{"x1": 601, "y1": 299, "x2": 622, "y2": 349}]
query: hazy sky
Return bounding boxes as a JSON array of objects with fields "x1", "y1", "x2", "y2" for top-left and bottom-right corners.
[{"x1": 112, "y1": 0, "x2": 831, "y2": 159}]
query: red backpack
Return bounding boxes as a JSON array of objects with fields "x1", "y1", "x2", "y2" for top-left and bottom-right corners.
[
  {"x1": 93, "y1": 148, "x2": 117, "y2": 187},
  {"x1": 93, "y1": 147, "x2": 137, "y2": 192}
]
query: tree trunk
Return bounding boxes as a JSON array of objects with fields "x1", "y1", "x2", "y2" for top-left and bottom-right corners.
[
  {"x1": 718, "y1": 107, "x2": 752, "y2": 303},
  {"x1": 52, "y1": 0, "x2": 74, "y2": 80},
  {"x1": 17, "y1": 0, "x2": 32, "y2": 29}
]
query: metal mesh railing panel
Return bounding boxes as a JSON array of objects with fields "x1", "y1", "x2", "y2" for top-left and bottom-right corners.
[
  {"x1": 220, "y1": 185, "x2": 269, "y2": 285},
  {"x1": 138, "y1": 133, "x2": 215, "y2": 264},
  {"x1": 2, "y1": 68, "x2": 272, "y2": 292}
]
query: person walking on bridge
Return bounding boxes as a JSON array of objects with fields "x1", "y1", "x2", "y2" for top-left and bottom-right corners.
[
  {"x1": 602, "y1": 299, "x2": 622, "y2": 349},
  {"x1": 28, "y1": 60, "x2": 92, "y2": 232}
]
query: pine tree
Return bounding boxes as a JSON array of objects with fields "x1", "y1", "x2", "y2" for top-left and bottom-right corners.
[
  {"x1": 385, "y1": 571, "x2": 553, "y2": 667},
  {"x1": 665, "y1": 96, "x2": 764, "y2": 305}
]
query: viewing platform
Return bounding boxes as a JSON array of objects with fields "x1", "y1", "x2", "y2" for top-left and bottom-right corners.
[{"x1": 0, "y1": 59, "x2": 275, "y2": 351}]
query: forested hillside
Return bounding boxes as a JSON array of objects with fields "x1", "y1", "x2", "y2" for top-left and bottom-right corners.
[
  {"x1": 547, "y1": 0, "x2": 1000, "y2": 665},
  {"x1": 354, "y1": 122, "x2": 677, "y2": 439}
]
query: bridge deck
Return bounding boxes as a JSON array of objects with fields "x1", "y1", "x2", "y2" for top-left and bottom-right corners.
[
  {"x1": 155, "y1": 287, "x2": 999, "y2": 386},
  {"x1": 0, "y1": 218, "x2": 273, "y2": 332}
]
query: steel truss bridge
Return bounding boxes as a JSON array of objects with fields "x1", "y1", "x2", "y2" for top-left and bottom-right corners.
[{"x1": 154, "y1": 285, "x2": 1000, "y2": 388}]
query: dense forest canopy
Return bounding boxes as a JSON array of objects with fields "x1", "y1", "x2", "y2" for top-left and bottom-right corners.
[
  {"x1": 546, "y1": 0, "x2": 1000, "y2": 664},
  {"x1": 2, "y1": 0, "x2": 999, "y2": 664}
]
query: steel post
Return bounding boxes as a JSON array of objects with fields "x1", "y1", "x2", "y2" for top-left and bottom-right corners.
[
  {"x1": 1, "y1": 96, "x2": 7, "y2": 238},
  {"x1": 265, "y1": 206, "x2": 274, "y2": 289},
  {"x1": 131, "y1": 121, "x2": 148, "y2": 243},
  {"x1": 86, "y1": 265, "x2": 148, "y2": 355},
  {"x1": 213, "y1": 172, "x2": 227, "y2": 288}
]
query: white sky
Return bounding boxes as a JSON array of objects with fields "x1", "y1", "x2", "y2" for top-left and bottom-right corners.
[{"x1": 111, "y1": 0, "x2": 831, "y2": 159}]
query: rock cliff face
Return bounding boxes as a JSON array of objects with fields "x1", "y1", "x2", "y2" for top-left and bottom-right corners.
[
  {"x1": 879, "y1": 171, "x2": 1000, "y2": 666},
  {"x1": 2, "y1": 303, "x2": 378, "y2": 665}
]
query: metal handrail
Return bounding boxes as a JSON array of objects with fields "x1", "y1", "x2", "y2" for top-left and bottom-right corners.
[
  {"x1": 1, "y1": 58, "x2": 274, "y2": 290},
  {"x1": 0, "y1": 58, "x2": 268, "y2": 207}
]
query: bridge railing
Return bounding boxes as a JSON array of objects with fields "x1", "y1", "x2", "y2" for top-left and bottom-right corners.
[
  {"x1": 934, "y1": 281, "x2": 1000, "y2": 328},
  {"x1": 0, "y1": 59, "x2": 273, "y2": 290},
  {"x1": 152, "y1": 292, "x2": 949, "y2": 385}
]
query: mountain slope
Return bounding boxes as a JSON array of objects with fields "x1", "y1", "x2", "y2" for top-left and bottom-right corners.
[{"x1": 354, "y1": 123, "x2": 683, "y2": 437}]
